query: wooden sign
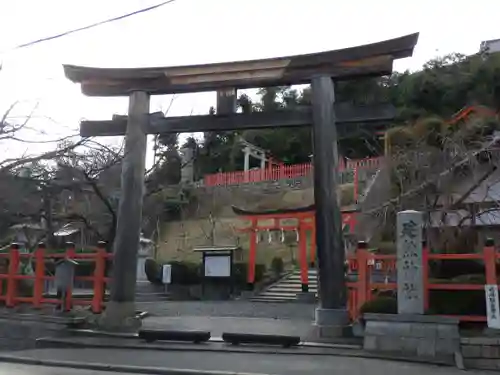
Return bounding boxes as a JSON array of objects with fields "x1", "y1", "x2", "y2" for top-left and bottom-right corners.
[{"x1": 485, "y1": 285, "x2": 500, "y2": 329}]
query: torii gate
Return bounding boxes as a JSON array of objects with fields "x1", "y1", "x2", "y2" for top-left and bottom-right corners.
[{"x1": 63, "y1": 32, "x2": 418, "y2": 334}]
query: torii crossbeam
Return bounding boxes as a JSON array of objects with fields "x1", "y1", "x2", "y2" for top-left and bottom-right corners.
[{"x1": 63, "y1": 32, "x2": 419, "y2": 334}]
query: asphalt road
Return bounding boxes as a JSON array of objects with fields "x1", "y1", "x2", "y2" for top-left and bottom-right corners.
[
  {"x1": 0, "y1": 362, "x2": 133, "y2": 375},
  {"x1": 7, "y1": 348, "x2": 492, "y2": 375}
]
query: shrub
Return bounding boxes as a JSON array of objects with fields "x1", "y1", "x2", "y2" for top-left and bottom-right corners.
[
  {"x1": 145, "y1": 258, "x2": 162, "y2": 284},
  {"x1": 168, "y1": 261, "x2": 201, "y2": 285},
  {"x1": 428, "y1": 290, "x2": 485, "y2": 316},
  {"x1": 359, "y1": 296, "x2": 397, "y2": 315},
  {"x1": 270, "y1": 257, "x2": 284, "y2": 276},
  {"x1": 233, "y1": 263, "x2": 266, "y2": 286}
]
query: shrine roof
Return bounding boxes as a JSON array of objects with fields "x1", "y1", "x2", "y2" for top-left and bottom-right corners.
[{"x1": 63, "y1": 33, "x2": 418, "y2": 97}]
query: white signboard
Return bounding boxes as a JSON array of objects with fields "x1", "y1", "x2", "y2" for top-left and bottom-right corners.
[
  {"x1": 485, "y1": 285, "x2": 500, "y2": 329},
  {"x1": 162, "y1": 264, "x2": 172, "y2": 284},
  {"x1": 204, "y1": 255, "x2": 231, "y2": 277}
]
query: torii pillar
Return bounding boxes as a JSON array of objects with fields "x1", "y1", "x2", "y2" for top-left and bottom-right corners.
[{"x1": 99, "y1": 91, "x2": 149, "y2": 331}]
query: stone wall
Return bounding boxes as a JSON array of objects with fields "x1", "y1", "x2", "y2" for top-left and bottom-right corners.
[
  {"x1": 363, "y1": 313, "x2": 460, "y2": 365},
  {"x1": 461, "y1": 336, "x2": 500, "y2": 370}
]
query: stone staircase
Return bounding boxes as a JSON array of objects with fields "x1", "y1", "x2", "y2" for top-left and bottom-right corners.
[{"x1": 251, "y1": 269, "x2": 318, "y2": 303}]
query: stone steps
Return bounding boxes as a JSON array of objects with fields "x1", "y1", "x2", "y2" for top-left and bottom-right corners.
[{"x1": 251, "y1": 269, "x2": 318, "y2": 303}]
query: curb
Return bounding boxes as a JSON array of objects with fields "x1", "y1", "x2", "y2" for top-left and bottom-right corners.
[
  {"x1": 33, "y1": 337, "x2": 456, "y2": 367},
  {"x1": 66, "y1": 329, "x2": 361, "y2": 349},
  {"x1": 36, "y1": 337, "x2": 360, "y2": 357},
  {"x1": 0, "y1": 354, "x2": 270, "y2": 375}
]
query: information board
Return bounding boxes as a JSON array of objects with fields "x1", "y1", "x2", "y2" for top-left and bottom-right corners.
[{"x1": 204, "y1": 255, "x2": 231, "y2": 277}]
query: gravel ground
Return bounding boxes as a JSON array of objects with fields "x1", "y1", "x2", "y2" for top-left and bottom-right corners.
[{"x1": 137, "y1": 300, "x2": 316, "y2": 320}]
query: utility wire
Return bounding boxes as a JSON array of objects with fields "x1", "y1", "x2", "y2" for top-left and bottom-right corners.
[{"x1": 6, "y1": 0, "x2": 177, "y2": 52}]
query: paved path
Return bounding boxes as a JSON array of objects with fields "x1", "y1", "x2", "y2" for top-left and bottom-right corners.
[
  {"x1": 137, "y1": 301, "x2": 315, "y2": 321},
  {"x1": 6, "y1": 348, "x2": 491, "y2": 375},
  {"x1": 143, "y1": 315, "x2": 313, "y2": 338}
]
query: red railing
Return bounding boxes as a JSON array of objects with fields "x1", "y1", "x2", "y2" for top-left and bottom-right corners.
[
  {"x1": 203, "y1": 157, "x2": 382, "y2": 187},
  {"x1": 0, "y1": 242, "x2": 111, "y2": 313},
  {"x1": 347, "y1": 241, "x2": 500, "y2": 322}
]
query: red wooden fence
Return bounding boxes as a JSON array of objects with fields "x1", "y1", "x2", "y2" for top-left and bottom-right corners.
[
  {"x1": 347, "y1": 241, "x2": 500, "y2": 322},
  {"x1": 0, "y1": 242, "x2": 110, "y2": 313},
  {"x1": 203, "y1": 157, "x2": 382, "y2": 187}
]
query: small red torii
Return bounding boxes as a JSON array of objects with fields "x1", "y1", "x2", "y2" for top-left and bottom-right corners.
[{"x1": 233, "y1": 205, "x2": 357, "y2": 292}]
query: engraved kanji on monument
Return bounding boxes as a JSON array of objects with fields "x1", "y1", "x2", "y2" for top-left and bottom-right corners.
[{"x1": 397, "y1": 210, "x2": 424, "y2": 314}]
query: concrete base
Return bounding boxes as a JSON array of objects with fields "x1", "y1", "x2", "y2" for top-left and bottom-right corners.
[
  {"x1": 296, "y1": 292, "x2": 317, "y2": 303},
  {"x1": 312, "y1": 308, "x2": 350, "y2": 338},
  {"x1": 239, "y1": 291, "x2": 255, "y2": 299},
  {"x1": 98, "y1": 301, "x2": 141, "y2": 333}
]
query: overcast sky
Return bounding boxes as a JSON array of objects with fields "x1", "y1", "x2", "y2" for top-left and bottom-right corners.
[{"x1": 0, "y1": 0, "x2": 499, "y2": 166}]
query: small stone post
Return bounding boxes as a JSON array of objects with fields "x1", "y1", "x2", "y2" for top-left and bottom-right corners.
[
  {"x1": 243, "y1": 147, "x2": 250, "y2": 172},
  {"x1": 396, "y1": 210, "x2": 424, "y2": 314},
  {"x1": 180, "y1": 146, "x2": 194, "y2": 184},
  {"x1": 259, "y1": 152, "x2": 266, "y2": 170}
]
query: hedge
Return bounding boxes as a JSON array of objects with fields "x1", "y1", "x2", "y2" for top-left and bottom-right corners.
[{"x1": 143, "y1": 258, "x2": 266, "y2": 286}]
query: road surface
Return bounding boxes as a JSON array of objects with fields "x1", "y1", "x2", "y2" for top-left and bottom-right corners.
[
  {"x1": 0, "y1": 362, "x2": 134, "y2": 375},
  {"x1": 3, "y1": 347, "x2": 492, "y2": 375}
]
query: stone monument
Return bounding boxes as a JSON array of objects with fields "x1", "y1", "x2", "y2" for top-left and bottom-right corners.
[
  {"x1": 396, "y1": 210, "x2": 424, "y2": 314},
  {"x1": 363, "y1": 209, "x2": 461, "y2": 364},
  {"x1": 136, "y1": 236, "x2": 153, "y2": 283}
]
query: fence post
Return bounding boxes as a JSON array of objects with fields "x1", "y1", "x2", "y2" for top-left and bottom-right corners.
[
  {"x1": 92, "y1": 241, "x2": 107, "y2": 313},
  {"x1": 6, "y1": 243, "x2": 20, "y2": 308},
  {"x1": 353, "y1": 167, "x2": 359, "y2": 204},
  {"x1": 247, "y1": 224, "x2": 257, "y2": 290},
  {"x1": 484, "y1": 238, "x2": 497, "y2": 285},
  {"x1": 310, "y1": 223, "x2": 316, "y2": 267},
  {"x1": 64, "y1": 242, "x2": 76, "y2": 312},
  {"x1": 356, "y1": 241, "x2": 370, "y2": 312},
  {"x1": 298, "y1": 221, "x2": 309, "y2": 292},
  {"x1": 422, "y1": 240, "x2": 430, "y2": 312},
  {"x1": 33, "y1": 243, "x2": 45, "y2": 308}
]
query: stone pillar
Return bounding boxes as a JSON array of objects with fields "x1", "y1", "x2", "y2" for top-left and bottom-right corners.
[
  {"x1": 311, "y1": 76, "x2": 349, "y2": 337},
  {"x1": 180, "y1": 146, "x2": 194, "y2": 184},
  {"x1": 100, "y1": 91, "x2": 149, "y2": 331},
  {"x1": 243, "y1": 147, "x2": 250, "y2": 172},
  {"x1": 397, "y1": 210, "x2": 424, "y2": 314},
  {"x1": 260, "y1": 152, "x2": 266, "y2": 170},
  {"x1": 136, "y1": 240, "x2": 152, "y2": 282}
]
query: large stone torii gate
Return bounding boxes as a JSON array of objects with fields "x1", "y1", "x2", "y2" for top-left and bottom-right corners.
[{"x1": 63, "y1": 32, "x2": 418, "y2": 334}]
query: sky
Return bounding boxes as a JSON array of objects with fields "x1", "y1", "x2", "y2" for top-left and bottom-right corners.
[{"x1": 0, "y1": 0, "x2": 499, "y2": 168}]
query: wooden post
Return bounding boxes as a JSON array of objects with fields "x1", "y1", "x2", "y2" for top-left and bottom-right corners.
[
  {"x1": 33, "y1": 243, "x2": 45, "y2": 308},
  {"x1": 310, "y1": 217, "x2": 316, "y2": 267},
  {"x1": 92, "y1": 242, "x2": 107, "y2": 313},
  {"x1": 6, "y1": 244, "x2": 20, "y2": 308},
  {"x1": 64, "y1": 242, "x2": 76, "y2": 312},
  {"x1": 100, "y1": 91, "x2": 149, "y2": 331},
  {"x1": 298, "y1": 221, "x2": 309, "y2": 292},
  {"x1": 311, "y1": 76, "x2": 348, "y2": 336},
  {"x1": 247, "y1": 219, "x2": 257, "y2": 290},
  {"x1": 356, "y1": 241, "x2": 370, "y2": 312}
]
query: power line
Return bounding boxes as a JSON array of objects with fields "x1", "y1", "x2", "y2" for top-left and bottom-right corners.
[{"x1": 8, "y1": 0, "x2": 177, "y2": 52}]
